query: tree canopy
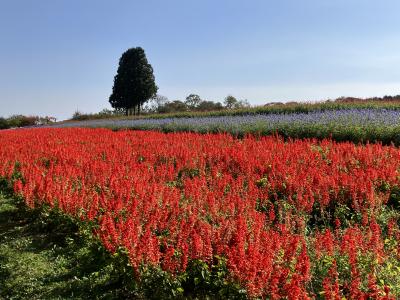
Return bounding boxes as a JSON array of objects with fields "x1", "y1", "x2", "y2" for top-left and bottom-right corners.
[
  {"x1": 184, "y1": 94, "x2": 202, "y2": 109},
  {"x1": 109, "y1": 47, "x2": 158, "y2": 115},
  {"x1": 224, "y1": 95, "x2": 250, "y2": 109}
]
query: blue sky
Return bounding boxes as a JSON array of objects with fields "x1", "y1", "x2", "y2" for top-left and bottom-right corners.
[{"x1": 1, "y1": 0, "x2": 400, "y2": 120}]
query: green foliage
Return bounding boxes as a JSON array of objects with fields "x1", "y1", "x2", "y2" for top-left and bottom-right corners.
[
  {"x1": 178, "y1": 167, "x2": 201, "y2": 179},
  {"x1": 377, "y1": 238, "x2": 400, "y2": 296},
  {"x1": 185, "y1": 94, "x2": 202, "y2": 109},
  {"x1": 196, "y1": 100, "x2": 224, "y2": 112},
  {"x1": 109, "y1": 47, "x2": 158, "y2": 115},
  {"x1": 157, "y1": 98, "x2": 224, "y2": 114},
  {"x1": 180, "y1": 258, "x2": 247, "y2": 299},
  {"x1": 387, "y1": 186, "x2": 400, "y2": 209},
  {"x1": 0, "y1": 117, "x2": 9, "y2": 129},
  {"x1": 224, "y1": 95, "x2": 238, "y2": 109},
  {"x1": 71, "y1": 109, "x2": 124, "y2": 121},
  {"x1": 0, "y1": 189, "x2": 139, "y2": 299},
  {"x1": 0, "y1": 115, "x2": 56, "y2": 129},
  {"x1": 6, "y1": 114, "x2": 38, "y2": 127},
  {"x1": 158, "y1": 100, "x2": 188, "y2": 113},
  {"x1": 138, "y1": 257, "x2": 247, "y2": 299},
  {"x1": 223, "y1": 95, "x2": 250, "y2": 110},
  {"x1": 138, "y1": 266, "x2": 184, "y2": 299}
]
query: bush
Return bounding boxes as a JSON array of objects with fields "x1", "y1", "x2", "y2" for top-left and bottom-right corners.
[
  {"x1": 6, "y1": 115, "x2": 38, "y2": 128},
  {"x1": 0, "y1": 117, "x2": 10, "y2": 129},
  {"x1": 196, "y1": 101, "x2": 224, "y2": 112},
  {"x1": 158, "y1": 101, "x2": 188, "y2": 113},
  {"x1": 71, "y1": 109, "x2": 124, "y2": 121}
]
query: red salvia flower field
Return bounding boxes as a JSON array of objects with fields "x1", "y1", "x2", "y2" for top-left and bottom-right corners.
[{"x1": 1, "y1": 128, "x2": 400, "y2": 298}]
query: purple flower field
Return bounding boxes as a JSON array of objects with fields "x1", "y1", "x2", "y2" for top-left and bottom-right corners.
[{"x1": 52, "y1": 109, "x2": 400, "y2": 131}]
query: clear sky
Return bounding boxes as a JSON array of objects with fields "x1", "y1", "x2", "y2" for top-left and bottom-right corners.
[{"x1": 1, "y1": 0, "x2": 400, "y2": 120}]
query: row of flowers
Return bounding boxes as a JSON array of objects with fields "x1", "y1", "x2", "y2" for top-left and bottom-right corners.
[
  {"x1": 51, "y1": 108, "x2": 400, "y2": 145},
  {"x1": 54, "y1": 108, "x2": 400, "y2": 129}
]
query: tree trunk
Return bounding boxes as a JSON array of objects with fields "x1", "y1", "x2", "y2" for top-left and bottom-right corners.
[
  {"x1": 125, "y1": 108, "x2": 128, "y2": 116},
  {"x1": 138, "y1": 103, "x2": 141, "y2": 115}
]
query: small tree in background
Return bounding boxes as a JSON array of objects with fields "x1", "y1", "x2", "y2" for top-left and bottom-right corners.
[
  {"x1": 197, "y1": 101, "x2": 223, "y2": 111},
  {"x1": 143, "y1": 94, "x2": 169, "y2": 113},
  {"x1": 109, "y1": 47, "x2": 158, "y2": 115},
  {"x1": 224, "y1": 95, "x2": 250, "y2": 109},
  {"x1": 158, "y1": 100, "x2": 188, "y2": 113},
  {"x1": 184, "y1": 94, "x2": 202, "y2": 109},
  {"x1": 0, "y1": 117, "x2": 9, "y2": 129},
  {"x1": 224, "y1": 95, "x2": 238, "y2": 109},
  {"x1": 237, "y1": 99, "x2": 250, "y2": 108},
  {"x1": 7, "y1": 115, "x2": 38, "y2": 127}
]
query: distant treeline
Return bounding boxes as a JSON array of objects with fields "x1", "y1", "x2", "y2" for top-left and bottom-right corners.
[
  {"x1": 333, "y1": 95, "x2": 400, "y2": 103},
  {"x1": 0, "y1": 115, "x2": 56, "y2": 129},
  {"x1": 71, "y1": 94, "x2": 249, "y2": 120},
  {"x1": 70, "y1": 94, "x2": 400, "y2": 121}
]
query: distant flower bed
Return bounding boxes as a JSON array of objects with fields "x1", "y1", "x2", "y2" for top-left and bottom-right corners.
[{"x1": 53, "y1": 108, "x2": 400, "y2": 145}]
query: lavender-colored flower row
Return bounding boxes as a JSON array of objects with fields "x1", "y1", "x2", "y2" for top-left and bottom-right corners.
[{"x1": 52, "y1": 109, "x2": 400, "y2": 131}]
